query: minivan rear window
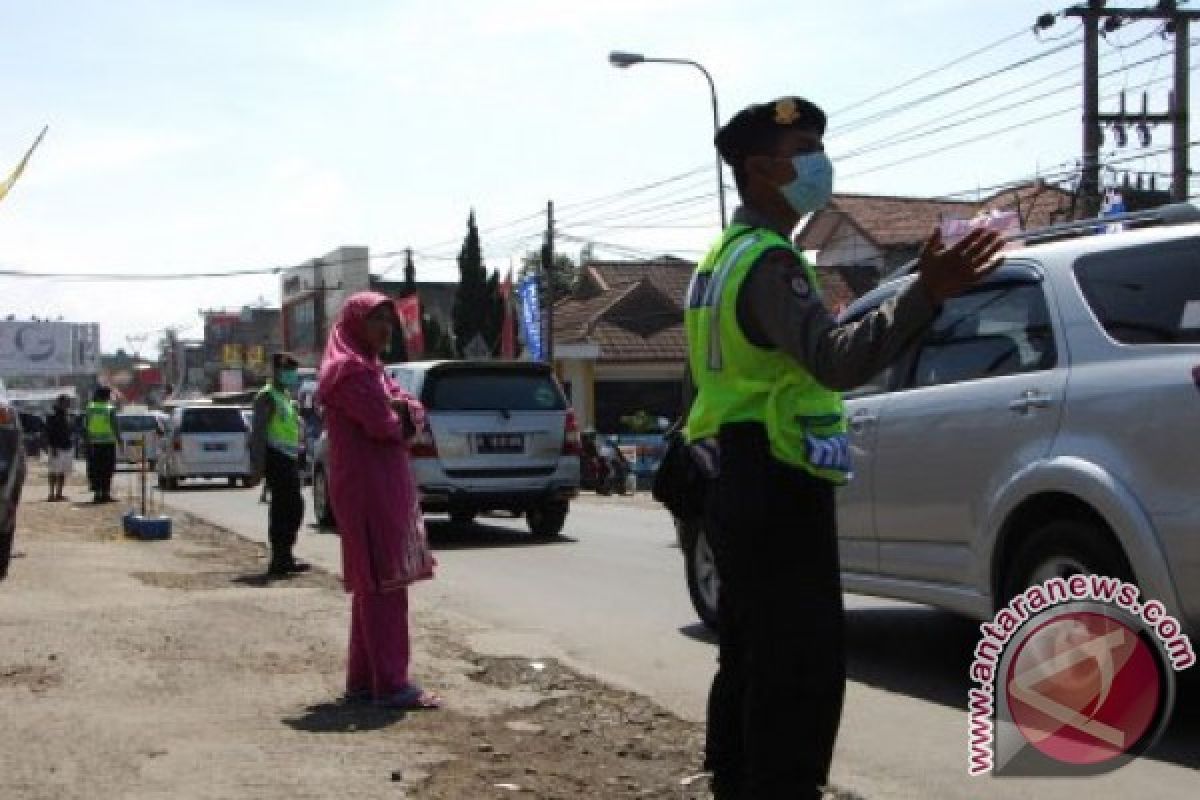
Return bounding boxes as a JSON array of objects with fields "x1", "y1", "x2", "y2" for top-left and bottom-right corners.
[
  {"x1": 424, "y1": 369, "x2": 566, "y2": 412},
  {"x1": 119, "y1": 415, "x2": 158, "y2": 432},
  {"x1": 1075, "y1": 239, "x2": 1200, "y2": 344},
  {"x1": 179, "y1": 407, "x2": 248, "y2": 433}
]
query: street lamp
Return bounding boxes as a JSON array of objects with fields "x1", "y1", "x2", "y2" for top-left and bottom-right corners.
[{"x1": 608, "y1": 50, "x2": 727, "y2": 228}]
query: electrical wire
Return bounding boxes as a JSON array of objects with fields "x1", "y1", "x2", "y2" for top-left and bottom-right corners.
[
  {"x1": 839, "y1": 62, "x2": 1200, "y2": 182},
  {"x1": 829, "y1": 37, "x2": 1082, "y2": 137},
  {"x1": 836, "y1": 44, "x2": 1184, "y2": 161},
  {"x1": 830, "y1": 25, "x2": 1035, "y2": 116}
]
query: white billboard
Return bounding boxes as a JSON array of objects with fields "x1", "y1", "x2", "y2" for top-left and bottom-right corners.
[{"x1": 0, "y1": 320, "x2": 100, "y2": 377}]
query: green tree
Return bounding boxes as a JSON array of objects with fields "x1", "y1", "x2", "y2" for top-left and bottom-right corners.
[
  {"x1": 451, "y1": 211, "x2": 504, "y2": 357},
  {"x1": 421, "y1": 313, "x2": 457, "y2": 358},
  {"x1": 521, "y1": 249, "x2": 577, "y2": 301}
]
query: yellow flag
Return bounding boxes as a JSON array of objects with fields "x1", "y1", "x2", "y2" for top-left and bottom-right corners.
[{"x1": 0, "y1": 125, "x2": 48, "y2": 205}]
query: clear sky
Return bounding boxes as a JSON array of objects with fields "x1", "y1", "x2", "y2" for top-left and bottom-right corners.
[{"x1": 0, "y1": 0, "x2": 1193, "y2": 354}]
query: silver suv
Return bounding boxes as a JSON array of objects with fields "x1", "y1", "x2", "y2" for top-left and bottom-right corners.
[
  {"x1": 680, "y1": 204, "x2": 1200, "y2": 634},
  {"x1": 311, "y1": 360, "x2": 581, "y2": 538}
]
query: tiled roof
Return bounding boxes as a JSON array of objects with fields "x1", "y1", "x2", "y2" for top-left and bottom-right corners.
[
  {"x1": 554, "y1": 256, "x2": 863, "y2": 361},
  {"x1": 796, "y1": 181, "x2": 1077, "y2": 250},
  {"x1": 554, "y1": 259, "x2": 693, "y2": 362},
  {"x1": 797, "y1": 194, "x2": 978, "y2": 249}
]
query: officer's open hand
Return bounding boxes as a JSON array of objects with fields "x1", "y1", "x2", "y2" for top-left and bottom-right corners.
[{"x1": 914, "y1": 228, "x2": 1006, "y2": 304}]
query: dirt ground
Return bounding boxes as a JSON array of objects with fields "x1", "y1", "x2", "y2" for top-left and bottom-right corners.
[{"x1": 1, "y1": 464, "x2": 730, "y2": 799}]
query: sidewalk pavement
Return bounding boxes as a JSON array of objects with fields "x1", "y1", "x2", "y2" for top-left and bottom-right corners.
[{"x1": 1, "y1": 464, "x2": 724, "y2": 799}]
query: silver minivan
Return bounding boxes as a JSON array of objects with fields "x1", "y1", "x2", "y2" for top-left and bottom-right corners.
[
  {"x1": 679, "y1": 205, "x2": 1200, "y2": 635},
  {"x1": 312, "y1": 360, "x2": 581, "y2": 538},
  {"x1": 157, "y1": 404, "x2": 252, "y2": 489}
]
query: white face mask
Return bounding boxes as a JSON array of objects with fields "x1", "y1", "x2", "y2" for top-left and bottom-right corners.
[{"x1": 779, "y1": 152, "x2": 834, "y2": 215}]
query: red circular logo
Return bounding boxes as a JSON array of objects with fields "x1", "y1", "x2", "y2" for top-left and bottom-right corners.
[{"x1": 1005, "y1": 611, "x2": 1162, "y2": 765}]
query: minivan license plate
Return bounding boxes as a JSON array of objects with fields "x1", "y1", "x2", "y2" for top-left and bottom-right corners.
[
  {"x1": 474, "y1": 433, "x2": 524, "y2": 454},
  {"x1": 204, "y1": 442, "x2": 228, "y2": 452}
]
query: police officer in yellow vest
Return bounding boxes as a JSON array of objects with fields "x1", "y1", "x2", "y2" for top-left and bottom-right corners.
[
  {"x1": 249, "y1": 353, "x2": 311, "y2": 577},
  {"x1": 687, "y1": 97, "x2": 1004, "y2": 799},
  {"x1": 84, "y1": 386, "x2": 121, "y2": 503}
]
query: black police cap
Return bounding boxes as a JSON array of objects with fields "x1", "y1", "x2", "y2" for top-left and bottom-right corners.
[{"x1": 715, "y1": 97, "x2": 827, "y2": 167}]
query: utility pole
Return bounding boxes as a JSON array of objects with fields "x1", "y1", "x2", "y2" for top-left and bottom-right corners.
[
  {"x1": 1081, "y1": 1, "x2": 1103, "y2": 216},
  {"x1": 1065, "y1": 1, "x2": 1200, "y2": 212},
  {"x1": 541, "y1": 200, "x2": 555, "y2": 365},
  {"x1": 1172, "y1": 5, "x2": 1191, "y2": 202},
  {"x1": 312, "y1": 258, "x2": 326, "y2": 360}
]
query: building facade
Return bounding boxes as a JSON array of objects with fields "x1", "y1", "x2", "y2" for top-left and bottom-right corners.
[{"x1": 200, "y1": 307, "x2": 282, "y2": 392}]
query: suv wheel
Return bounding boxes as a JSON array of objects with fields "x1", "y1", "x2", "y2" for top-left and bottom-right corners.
[
  {"x1": 682, "y1": 519, "x2": 720, "y2": 630},
  {"x1": 1001, "y1": 519, "x2": 1133, "y2": 606},
  {"x1": 313, "y1": 467, "x2": 335, "y2": 529},
  {"x1": 527, "y1": 501, "x2": 568, "y2": 539}
]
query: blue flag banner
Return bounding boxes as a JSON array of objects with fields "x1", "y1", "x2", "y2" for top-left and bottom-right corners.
[{"x1": 515, "y1": 276, "x2": 545, "y2": 361}]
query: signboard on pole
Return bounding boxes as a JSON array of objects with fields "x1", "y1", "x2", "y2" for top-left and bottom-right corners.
[{"x1": 0, "y1": 320, "x2": 100, "y2": 377}]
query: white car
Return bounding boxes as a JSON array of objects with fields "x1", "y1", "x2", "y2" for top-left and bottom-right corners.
[
  {"x1": 156, "y1": 404, "x2": 252, "y2": 489},
  {"x1": 116, "y1": 410, "x2": 167, "y2": 467}
]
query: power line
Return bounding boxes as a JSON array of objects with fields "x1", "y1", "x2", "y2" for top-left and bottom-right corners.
[
  {"x1": 837, "y1": 44, "x2": 1186, "y2": 162},
  {"x1": 839, "y1": 62, "x2": 1200, "y2": 182},
  {"x1": 830, "y1": 25, "x2": 1035, "y2": 116},
  {"x1": 0, "y1": 247, "x2": 414, "y2": 282},
  {"x1": 830, "y1": 37, "x2": 1082, "y2": 137},
  {"x1": 563, "y1": 192, "x2": 719, "y2": 228}
]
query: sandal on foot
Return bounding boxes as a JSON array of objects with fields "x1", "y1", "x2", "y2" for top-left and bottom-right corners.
[{"x1": 374, "y1": 684, "x2": 443, "y2": 711}]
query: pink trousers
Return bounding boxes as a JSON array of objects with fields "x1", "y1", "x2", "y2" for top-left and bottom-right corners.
[{"x1": 346, "y1": 589, "x2": 410, "y2": 698}]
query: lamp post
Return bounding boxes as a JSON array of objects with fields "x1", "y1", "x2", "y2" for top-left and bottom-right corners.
[{"x1": 608, "y1": 50, "x2": 727, "y2": 228}]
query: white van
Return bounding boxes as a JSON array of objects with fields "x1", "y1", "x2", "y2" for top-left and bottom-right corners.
[
  {"x1": 156, "y1": 404, "x2": 251, "y2": 489},
  {"x1": 117, "y1": 410, "x2": 166, "y2": 467}
]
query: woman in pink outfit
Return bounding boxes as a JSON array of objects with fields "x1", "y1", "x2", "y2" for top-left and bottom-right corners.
[{"x1": 316, "y1": 291, "x2": 440, "y2": 710}]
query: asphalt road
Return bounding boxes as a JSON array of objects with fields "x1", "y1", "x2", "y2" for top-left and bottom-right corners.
[{"x1": 148, "y1": 474, "x2": 1200, "y2": 799}]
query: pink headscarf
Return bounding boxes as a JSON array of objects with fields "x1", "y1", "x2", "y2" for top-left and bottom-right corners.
[{"x1": 316, "y1": 291, "x2": 397, "y2": 403}]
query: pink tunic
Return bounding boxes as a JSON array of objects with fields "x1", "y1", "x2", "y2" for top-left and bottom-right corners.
[
  {"x1": 322, "y1": 370, "x2": 433, "y2": 593},
  {"x1": 316, "y1": 291, "x2": 435, "y2": 595}
]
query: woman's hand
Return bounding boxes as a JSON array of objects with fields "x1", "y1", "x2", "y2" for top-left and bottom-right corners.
[{"x1": 391, "y1": 397, "x2": 417, "y2": 438}]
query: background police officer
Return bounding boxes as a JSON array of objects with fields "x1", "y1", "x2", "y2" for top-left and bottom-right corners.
[
  {"x1": 684, "y1": 97, "x2": 1004, "y2": 799},
  {"x1": 249, "y1": 353, "x2": 310, "y2": 577},
  {"x1": 84, "y1": 386, "x2": 120, "y2": 503}
]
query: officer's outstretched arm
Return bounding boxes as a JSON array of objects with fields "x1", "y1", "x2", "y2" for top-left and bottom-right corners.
[{"x1": 738, "y1": 250, "x2": 939, "y2": 392}]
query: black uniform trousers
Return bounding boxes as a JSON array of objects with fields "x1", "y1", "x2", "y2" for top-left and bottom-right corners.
[
  {"x1": 265, "y1": 447, "x2": 304, "y2": 570},
  {"x1": 703, "y1": 422, "x2": 846, "y2": 800},
  {"x1": 86, "y1": 442, "x2": 116, "y2": 497}
]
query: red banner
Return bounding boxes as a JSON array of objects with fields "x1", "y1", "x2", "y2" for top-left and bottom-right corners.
[{"x1": 394, "y1": 296, "x2": 424, "y2": 360}]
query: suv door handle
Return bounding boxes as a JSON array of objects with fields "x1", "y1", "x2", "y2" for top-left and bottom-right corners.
[
  {"x1": 1008, "y1": 390, "x2": 1054, "y2": 413},
  {"x1": 848, "y1": 410, "x2": 878, "y2": 432}
]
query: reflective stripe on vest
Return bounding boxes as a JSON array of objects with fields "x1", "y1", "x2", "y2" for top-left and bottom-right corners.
[
  {"x1": 86, "y1": 402, "x2": 116, "y2": 443},
  {"x1": 258, "y1": 386, "x2": 300, "y2": 458},
  {"x1": 684, "y1": 224, "x2": 850, "y2": 483}
]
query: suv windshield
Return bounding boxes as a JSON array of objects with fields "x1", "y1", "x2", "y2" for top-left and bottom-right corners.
[
  {"x1": 179, "y1": 407, "x2": 248, "y2": 433},
  {"x1": 424, "y1": 369, "x2": 565, "y2": 412},
  {"x1": 1075, "y1": 238, "x2": 1200, "y2": 344}
]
